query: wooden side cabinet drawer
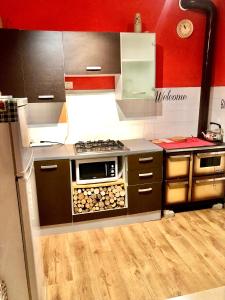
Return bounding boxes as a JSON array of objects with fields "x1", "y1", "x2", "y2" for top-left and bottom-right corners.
[
  {"x1": 128, "y1": 167, "x2": 162, "y2": 185},
  {"x1": 128, "y1": 182, "x2": 162, "y2": 214},
  {"x1": 34, "y1": 159, "x2": 72, "y2": 226},
  {"x1": 128, "y1": 151, "x2": 163, "y2": 171}
]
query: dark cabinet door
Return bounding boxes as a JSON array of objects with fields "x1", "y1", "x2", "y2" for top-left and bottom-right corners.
[
  {"x1": 128, "y1": 182, "x2": 162, "y2": 214},
  {"x1": 0, "y1": 29, "x2": 25, "y2": 97},
  {"x1": 20, "y1": 30, "x2": 65, "y2": 103},
  {"x1": 63, "y1": 32, "x2": 121, "y2": 75},
  {"x1": 34, "y1": 160, "x2": 72, "y2": 226}
]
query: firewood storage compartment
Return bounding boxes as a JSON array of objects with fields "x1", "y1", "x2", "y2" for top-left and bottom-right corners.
[{"x1": 71, "y1": 156, "x2": 127, "y2": 221}]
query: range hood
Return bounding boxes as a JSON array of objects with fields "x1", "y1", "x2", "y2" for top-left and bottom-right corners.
[{"x1": 27, "y1": 102, "x2": 67, "y2": 124}]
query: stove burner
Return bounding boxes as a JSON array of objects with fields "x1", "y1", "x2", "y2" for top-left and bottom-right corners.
[{"x1": 75, "y1": 139, "x2": 126, "y2": 153}]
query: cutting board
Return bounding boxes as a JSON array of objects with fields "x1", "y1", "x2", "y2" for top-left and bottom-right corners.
[{"x1": 156, "y1": 137, "x2": 215, "y2": 150}]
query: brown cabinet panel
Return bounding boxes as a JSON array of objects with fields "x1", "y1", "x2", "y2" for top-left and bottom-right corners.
[
  {"x1": 128, "y1": 166, "x2": 162, "y2": 185},
  {"x1": 128, "y1": 151, "x2": 163, "y2": 172},
  {"x1": 34, "y1": 160, "x2": 72, "y2": 226},
  {"x1": 128, "y1": 182, "x2": 162, "y2": 214},
  {"x1": 0, "y1": 29, "x2": 25, "y2": 97},
  {"x1": 73, "y1": 208, "x2": 127, "y2": 222},
  {"x1": 20, "y1": 30, "x2": 65, "y2": 103},
  {"x1": 63, "y1": 32, "x2": 121, "y2": 75}
]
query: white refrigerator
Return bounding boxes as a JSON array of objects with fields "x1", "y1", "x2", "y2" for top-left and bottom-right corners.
[{"x1": 0, "y1": 98, "x2": 45, "y2": 300}]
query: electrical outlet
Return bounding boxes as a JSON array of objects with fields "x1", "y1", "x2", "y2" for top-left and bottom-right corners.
[{"x1": 65, "y1": 81, "x2": 74, "y2": 90}]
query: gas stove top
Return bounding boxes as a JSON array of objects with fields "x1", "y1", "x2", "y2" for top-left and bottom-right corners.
[{"x1": 75, "y1": 139, "x2": 127, "y2": 154}]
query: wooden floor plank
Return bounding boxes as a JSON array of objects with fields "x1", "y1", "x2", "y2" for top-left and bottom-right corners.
[{"x1": 42, "y1": 209, "x2": 225, "y2": 300}]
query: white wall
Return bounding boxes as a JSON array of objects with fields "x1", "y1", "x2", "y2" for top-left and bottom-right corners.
[{"x1": 29, "y1": 87, "x2": 203, "y2": 143}]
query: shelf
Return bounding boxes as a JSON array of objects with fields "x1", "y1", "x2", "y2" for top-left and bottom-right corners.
[
  {"x1": 72, "y1": 178, "x2": 125, "y2": 189},
  {"x1": 72, "y1": 206, "x2": 127, "y2": 216}
]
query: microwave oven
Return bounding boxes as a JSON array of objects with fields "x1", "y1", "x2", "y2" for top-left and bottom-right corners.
[{"x1": 76, "y1": 157, "x2": 118, "y2": 184}]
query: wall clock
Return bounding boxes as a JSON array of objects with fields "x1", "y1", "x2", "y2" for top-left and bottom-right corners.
[{"x1": 177, "y1": 19, "x2": 194, "y2": 38}]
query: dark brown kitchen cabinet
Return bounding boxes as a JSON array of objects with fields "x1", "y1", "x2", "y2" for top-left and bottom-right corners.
[
  {"x1": 127, "y1": 152, "x2": 163, "y2": 214},
  {"x1": 20, "y1": 30, "x2": 65, "y2": 103},
  {"x1": 128, "y1": 183, "x2": 162, "y2": 213},
  {"x1": 34, "y1": 159, "x2": 72, "y2": 226},
  {"x1": 0, "y1": 29, "x2": 25, "y2": 97},
  {"x1": 63, "y1": 32, "x2": 121, "y2": 75}
]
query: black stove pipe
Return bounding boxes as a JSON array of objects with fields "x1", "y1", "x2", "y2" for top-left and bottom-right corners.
[{"x1": 179, "y1": 0, "x2": 217, "y2": 137}]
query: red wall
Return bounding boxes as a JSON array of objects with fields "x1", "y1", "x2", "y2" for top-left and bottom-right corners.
[{"x1": 1, "y1": 0, "x2": 224, "y2": 87}]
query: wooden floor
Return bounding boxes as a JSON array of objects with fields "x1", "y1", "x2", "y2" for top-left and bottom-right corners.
[{"x1": 41, "y1": 209, "x2": 225, "y2": 300}]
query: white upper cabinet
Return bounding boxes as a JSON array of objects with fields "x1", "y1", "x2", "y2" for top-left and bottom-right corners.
[{"x1": 115, "y1": 32, "x2": 156, "y2": 101}]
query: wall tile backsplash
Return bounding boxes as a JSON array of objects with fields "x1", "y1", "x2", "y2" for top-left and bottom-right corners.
[{"x1": 28, "y1": 87, "x2": 207, "y2": 143}]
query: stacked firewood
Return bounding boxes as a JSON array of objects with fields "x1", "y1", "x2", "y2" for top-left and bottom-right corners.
[
  {"x1": 0, "y1": 280, "x2": 8, "y2": 300},
  {"x1": 73, "y1": 184, "x2": 126, "y2": 214}
]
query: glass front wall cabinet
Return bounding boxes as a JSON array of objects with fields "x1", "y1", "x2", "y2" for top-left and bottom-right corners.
[{"x1": 115, "y1": 33, "x2": 156, "y2": 119}]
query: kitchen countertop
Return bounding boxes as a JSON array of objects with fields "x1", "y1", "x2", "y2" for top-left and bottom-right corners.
[{"x1": 33, "y1": 139, "x2": 162, "y2": 161}]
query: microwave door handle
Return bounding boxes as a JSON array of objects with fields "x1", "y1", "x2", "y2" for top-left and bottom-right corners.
[{"x1": 105, "y1": 163, "x2": 108, "y2": 177}]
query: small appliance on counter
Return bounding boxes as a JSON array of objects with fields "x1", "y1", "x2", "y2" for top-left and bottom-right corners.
[{"x1": 202, "y1": 122, "x2": 224, "y2": 143}]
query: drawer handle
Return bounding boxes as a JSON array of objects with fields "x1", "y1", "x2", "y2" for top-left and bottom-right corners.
[
  {"x1": 86, "y1": 66, "x2": 102, "y2": 71},
  {"x1": 132, "y1": 91, "x2": 147, "y2": 95},
  {"x1": 138, "y1": 187, "x2": 152, "y2": 193},
  {"x1": 169, "y1": 155, "x2": 190, "y2": 160},
  {"x1": 168, "y1": 181, "x2": 189, "y2": 188},
  {"x1": 195, "y1": 177, "x2": 225, "y2": 184},
  {"x1": 139, "y1": 157, "x2": 153, "y2": 162},
  {"x1": 40, "y1": 165, "x2": 58, "y2": 170},
  {"x1": 196, "y1": 151, "x2": 225, "y2": 158},
  {"x1": 38, "y1": 95, "x2": 55, "y2": 100},
  {"x1": 139, "y1": 172, "x2": 153, "y2": 178}
]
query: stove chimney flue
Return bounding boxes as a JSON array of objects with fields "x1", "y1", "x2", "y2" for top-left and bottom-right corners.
[{"x1": 179, "y1": 0, "x2": 217, "y2": 137}]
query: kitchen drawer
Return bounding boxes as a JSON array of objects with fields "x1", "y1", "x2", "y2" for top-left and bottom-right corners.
[
  {"x1": 128, "y1": 167, "x2": 162, "y2": 185},
  {"x1": 128, "y1": 182, "x2": 162, "y2": 214},
  {"x1": 165, "y1": 180, "x2": 189, "y2": 204},
  {"x1": 128, "y1": 151, "x2": 163, "y2": 171},
  {"x1": 192, "y1": 176, "x2": 225, "y2": 202},
  {"x1": 166, "y1": 154, "x2": 191, "y2": 179}
]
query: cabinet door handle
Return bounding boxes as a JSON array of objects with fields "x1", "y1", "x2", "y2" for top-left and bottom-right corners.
[
  {"x1": 169, "y1": 155, "x2": 190, "y2": 160},
  {"x1": 86, "y1": 66, "x2": 102, "y2": 71},
  {"x1": 138, "y1": 187, "x2": 152, "y2": 193},
  {"x1": 40, "y1": 165, "x2": 58, "y2": 170},
  {"x1": 168, "y1": 181, "x2": 189, "y2": 188},
  {"x1": 139, "y1": 172, "x2": 153, "y2": 177},
  {"x1": 38, "y1": 95, "x2": 55, "y2": 100},
  {"x1": 196, "y1": 151, "x2": 225, "y2": 158},
  {"x1": 132, "y1": 91, "x2": 147, "y2": 95},
  {"x1": 195, "y1": 177, "x2": 225, "y2": 184},
  {"x1": 139, "y1": 157, "x2": 153, "y2": 162}
]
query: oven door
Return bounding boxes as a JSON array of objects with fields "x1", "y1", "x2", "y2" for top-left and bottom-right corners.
[
  {"x1": 76, "y1": 157, "x2": 118, "y2": 184},
  {"x1": 193, "y1": 151, "x2": 225, "y2": 176},
  {"x1": 192, "y1": 176, "x2": 225, "y2": 201}
]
